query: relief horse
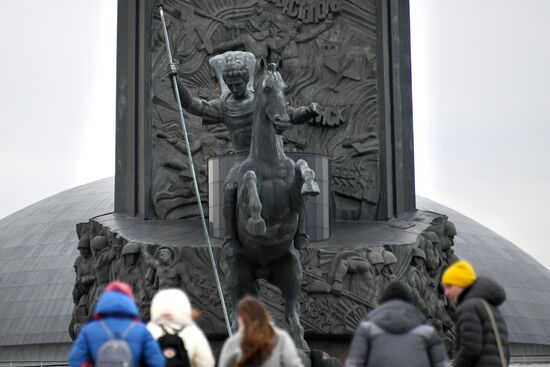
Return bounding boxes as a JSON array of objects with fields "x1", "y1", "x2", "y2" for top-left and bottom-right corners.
[{"x1": 234, "y1": 59, "x2": 319, "y2": 350}]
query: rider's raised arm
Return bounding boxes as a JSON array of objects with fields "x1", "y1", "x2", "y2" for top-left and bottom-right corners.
[
  {"x1": 167, "y1": 63, "x2": 222, "y2": 122},
  {"x1": 199, "y1": 99, "x2": 223, "y2": 125},
  {"x1": 288, "y1": 102, "x2": 320, "y2": 125},
  {"x1": 176, "y1": 79, "x2": 201, "y2": 112},
  {"x1": 175, "y1": 79, "x2": 224, "y2": 125}
]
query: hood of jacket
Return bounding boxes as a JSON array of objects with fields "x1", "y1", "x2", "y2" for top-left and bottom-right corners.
[
  {"x1": 459, "y1": 277, "x2": 506, "y2": 306},
  {"x1": 367, "y1": 300, "x2": 427, "y2": 334},
  {"x1": 150, "y1": 288, "x2": 193, "y2": 327},
  {"x1": 95, "y1": 290, "x2": 139, "y2": 318}
]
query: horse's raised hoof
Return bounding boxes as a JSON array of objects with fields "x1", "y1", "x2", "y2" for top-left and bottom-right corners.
[
  {"x1": 247, "y1": 217, "x2": 266, "y2": 236},
  {"x1": 301, "y1": 181, "x2": 320, "y2": 196}
]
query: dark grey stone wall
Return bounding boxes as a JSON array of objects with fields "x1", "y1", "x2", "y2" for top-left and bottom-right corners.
[
  {"x1": 377, "y1": 0, "x2": 416, "y2": 219},
  {"x1": 115, "y1": 0, "x2": 154, "y2": 219}
]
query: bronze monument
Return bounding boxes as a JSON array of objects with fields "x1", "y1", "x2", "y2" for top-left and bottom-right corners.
[{"x1": 69, "y1": 1, "x2": 457, "y2": 364}]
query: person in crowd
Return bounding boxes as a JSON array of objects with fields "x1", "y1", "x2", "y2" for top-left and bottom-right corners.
[
  {"x1": 344, "y1": 280, "x2": 449, "y2": 367},
  {"x1": 69, "y1": 281, "x2": 164, "y2": 367},
  {"x1": 441, "y1": 260, "x2": 510, "y2": 367},
  {"x1": 147, "y1": 288, "x2": 215, "y2": 367},
  {"x1": 218, "y1": 295, "x2": 304, "y2": 367}
]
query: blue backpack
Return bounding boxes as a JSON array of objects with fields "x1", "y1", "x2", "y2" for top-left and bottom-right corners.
[{"x1": 96, "y1": 321, "x2": 136, "y2": 367}]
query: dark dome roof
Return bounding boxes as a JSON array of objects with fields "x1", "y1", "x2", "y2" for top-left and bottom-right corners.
[
  {"x1": 0, "y1": 178, "x2": 549, "y2": 360},
  {"x1": 0, "y1": 178, "x2": 113, "y2": 360}
]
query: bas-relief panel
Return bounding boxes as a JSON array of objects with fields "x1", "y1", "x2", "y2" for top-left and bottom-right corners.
[{"x1": 150, "y1": 0, "x2": 380, "y2": 220}]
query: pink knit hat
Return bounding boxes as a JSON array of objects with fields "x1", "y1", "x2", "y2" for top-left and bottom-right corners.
[{"x1": 104, "y1": 281, "x2": 135, "y2": 300}]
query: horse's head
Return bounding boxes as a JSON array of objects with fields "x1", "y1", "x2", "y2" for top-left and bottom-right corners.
[{"x1": 257, "y1": 58, "x2": 290, "y2": 135}]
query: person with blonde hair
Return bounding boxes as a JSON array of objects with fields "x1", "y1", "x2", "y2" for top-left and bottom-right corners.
[
  {"x1": 218, "y1": 295, "x2": 303, "y2": 367},
  {"x1": 147, "y1": 289, "x2": 214, "y2": 367}
]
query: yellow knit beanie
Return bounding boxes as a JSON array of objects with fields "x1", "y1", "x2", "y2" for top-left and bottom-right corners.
[{"x1": 441, "y1": 260, "x2": 477, "y2": 288}]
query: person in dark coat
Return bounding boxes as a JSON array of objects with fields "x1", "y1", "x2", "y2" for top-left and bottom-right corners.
[
  {"x1": 69, "y1": 281, "x2": 165, "y2": 367},
  {"x1": 442, "y1": 260, "x2": 510, "y2": 367},
  {"x1": 344, "y1": 280, "x2": 449, "y2": 367}
]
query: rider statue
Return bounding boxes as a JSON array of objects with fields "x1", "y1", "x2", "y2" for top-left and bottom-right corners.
[{"x1": 167, "y1": 51, "x2": 319, "y2": 271}]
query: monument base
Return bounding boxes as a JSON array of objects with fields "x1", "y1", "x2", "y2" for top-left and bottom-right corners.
[
  {"x1": 207, "y1": 339, "x2": 349, "y2": 366},
  {"x1": 84, "y1": 208, "x2": 450, "y2": 341}
]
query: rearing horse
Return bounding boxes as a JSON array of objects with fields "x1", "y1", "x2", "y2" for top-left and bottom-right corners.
[{"x1": 234, "y1": 59, "x2": 319, "y2": 350}]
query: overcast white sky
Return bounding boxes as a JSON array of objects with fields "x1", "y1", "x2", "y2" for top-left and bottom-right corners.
[
  {"x1": 410, "y1": 0, "x2": 550, "y2": 269},
  {"x1": 0, "y1": 1, "x2": 549, "y2": 268},
  {"x1": 0, "y1": 0, "x2": 117, "y2": 215}
]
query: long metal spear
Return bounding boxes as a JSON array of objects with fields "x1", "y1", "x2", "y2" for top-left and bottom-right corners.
[{"x1": 158, "y1": 6, "x2": 232, "y2": 336}]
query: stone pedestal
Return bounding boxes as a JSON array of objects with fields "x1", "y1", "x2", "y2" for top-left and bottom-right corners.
[{"x1": 85, "y1": 208, "x2": 449, "y2": 341}]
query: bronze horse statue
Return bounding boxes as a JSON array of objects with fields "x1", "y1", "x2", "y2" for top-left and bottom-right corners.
[{"x1": 232, "y1": 59, "x2": 319, "y2": 350}]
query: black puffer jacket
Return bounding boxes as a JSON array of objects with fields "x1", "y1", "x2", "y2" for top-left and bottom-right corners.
[{"x1": 454, "y1": 277, "x2": 510, "y2": 367}]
